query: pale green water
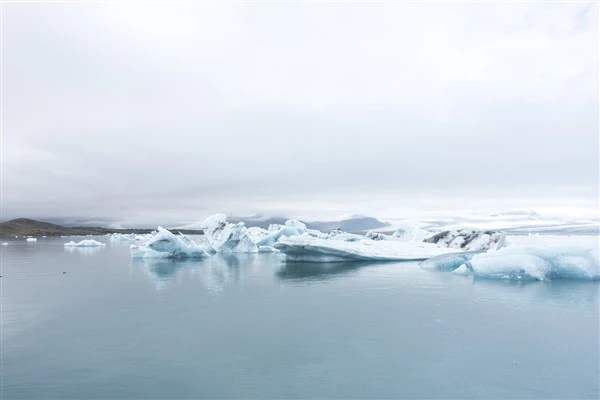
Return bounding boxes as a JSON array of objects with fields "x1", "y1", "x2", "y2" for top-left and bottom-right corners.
[{"x1": 2, "y1": 236, "x2": 599, "y2": 399}]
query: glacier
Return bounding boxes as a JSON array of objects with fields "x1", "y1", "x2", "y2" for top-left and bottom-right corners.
[
  {"x1": 421, "y1": 246, "x2": 599, "y2": 281},
  {"x1": 423, "y1": 229, "x2": 506, "y2": 251},
  {"x1": 64, "y1": 239, "x2": 107, "y2": 247},
  {"x1": 130, "y1": 227, "x2": 211, "y2": 259},
  {"x1": 200, "y1": 214, "x2": 258, "y2": 253},
  {"x1": 274, "y1": 236, "x2": 461, "y2": 262}
]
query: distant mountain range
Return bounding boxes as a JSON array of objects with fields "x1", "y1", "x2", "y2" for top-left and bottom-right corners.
[
  {"x1": 229, "y1": 215, "x2": 389, "y2": 232},
  {"x1": 0, "y1": 218, "x2": 203, "y2": 237}
]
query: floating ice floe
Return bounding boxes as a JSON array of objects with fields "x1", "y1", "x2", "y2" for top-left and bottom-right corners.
[
  {"x1": 130, "y1": 227, "x2": 211, "y2": 259},
  {"x1": 423, "y1": 229, "x2": 506, "y2": 251},
  {"x1": 274, "y1": 236, "x2": 461, "y2": 262},
  {"x1": 201, "y1": 214, "x2": 258, "y2": 253},
  {"x1": 64, "y1": 239, "x2": 107, "y2": 247},
  {"x1": 26, "y1": 238, "x2": 37, "y2": 242},
  {"x1": 421, "y1": 246, "x2": 600, "y2": 281},
  {"x1": 2, "y1": 242, "x2": 8, "y2": 246},
  {"x1": 110, "y1": 233, "x2": 131, "y2": 241}
]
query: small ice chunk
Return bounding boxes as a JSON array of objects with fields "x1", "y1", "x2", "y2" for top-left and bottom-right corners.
[
  {"x1": 258, "y1": 245, "x2": 279, "y2": 253},
  {"x1": 366, "y1": 231, "x2": 388, "y2": 241},
  {"x1": 420, "y1": 252, "x2": 479, "y2": 271},
  {"x1": 26, "y1": 238, "x2": 37, "y2": 242},
  {"x1": 453, "y1": 264, "x2": 472, "y2": 275}
]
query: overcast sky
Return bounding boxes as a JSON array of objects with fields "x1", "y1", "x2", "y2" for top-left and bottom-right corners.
[{"x1": 2, "y1": 2, "x2": 598, "y2": 226}]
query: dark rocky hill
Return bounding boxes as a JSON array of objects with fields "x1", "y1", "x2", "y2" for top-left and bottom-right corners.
[{"x1": 0, "y1": 218, "x2": 203, "y2": 237}]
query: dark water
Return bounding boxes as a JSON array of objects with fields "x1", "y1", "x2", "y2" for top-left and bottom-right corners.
[{"x1": 2, "y1": 237, "x2": 599, "y2": 399}]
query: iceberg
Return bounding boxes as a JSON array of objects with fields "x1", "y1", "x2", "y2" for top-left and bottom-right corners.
[
  {"x1": 422, "y1": 246, "x2": 599, "y2": 281},
  {"x1": 200, "y1": 214, "x2": 258, "y2": 253},
  {"x1": 256, "y1": 220, "x2": 311, "y2": 246},
  {"x1": 420, "y1": 251, "x2": 480, "y2": 271},
  {"x1": 424, "y1": 229, "x2": 506, "y2": 251},
  {"x1": 110, "y1": 233, "x2": 131, "y2": 241},
  {"x1": 365, "y1": 231, "x2": 388, "y2": 241},
  {"x1": 247, "y1": 226, "x2": 269, "y2": 243},
  {"x1": 468, "y1": 246, "x2": 600, "y2": 281},
  {"x1": 64, "y1": 239, "x2": 107, "y2": 247},
  {"x1": 392, "y1": 223, "x2": 430, "y2": 241},
  {"x1": 2, "y1": 242, "x2": 8, "y2": 246},
  {"x1": 258, "y1": 245, "x2": 279, "y2": 253},
  {"x1": 324, "y1": 229, "x2": 363, "y2": 242},
  {"x1": 130, "y1": 227, "x2": 211, "y2": 259},
  {"x1": 26, "y1": 238, "x2": 37, "y2": 242},
  {"x1": 274, "y1": 236, "x2": 462, "y2": 262}
]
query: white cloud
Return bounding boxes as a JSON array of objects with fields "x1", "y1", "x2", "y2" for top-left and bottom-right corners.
[{"x1": 2, "y1": 2, "x2": 598, "y2": 223}]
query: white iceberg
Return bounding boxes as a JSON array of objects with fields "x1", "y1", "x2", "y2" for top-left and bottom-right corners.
[
  {"x1": 422, "y1": 246, "x2": 600, "y2": 281},
  {"x1": 2, "y1": 242, "x2": 8, "y2": 246},
  {"x1": 247, "y1": 226, "x2": 269, "y2": 243},
  {"x1": 110, "y1": 233, "x2": 131, "y2": 241},
  {"x1": 468, "y1": 246, "x2": 600, "y2": 281},
  {"x1": 130, "y1": 227, "x2": 211, "y2": 259},
  {"x1": 274, "y1": 236, "x2": 462, "y2": 262},
  {"x1": 201, "y1": 214, "x2": 258, "y2": 253},
  {"x1": 258, "y1": 245, "x2": 279, "y2": 253},
  {"x1": 420, "y1": 251, "x2": 479, "y2": 271},
  {"x1": 26, "y1": 238, "x2": 37, "y2": 242},
  {"x1": 392, "y1": 223, "x2": 430, "y2": 242},
  {"x1": 64, "y1": 239, "x2": 107, "y2": 247},
  {"x1": 365, "y1": 230, "x2": 388, "y2": 241},
  {"x1": 324, "y1": 229, "x2": 363, "y2": 242},
  {"x1": 256, "y1": 219, "x2": 314, "y2": 246},
  {"x1": 424, "y1": 229, "x2": 506, "y2": 251}
]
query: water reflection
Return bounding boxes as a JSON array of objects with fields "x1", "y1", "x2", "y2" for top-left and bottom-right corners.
[
  {"x1": 470, "y1": 276, "x2": 600, "y2": 310},
  {"x1": 132, "y1": 254, "x2": 261, "y2": 292},
  {"x1": 276, "y1": 261, "x2": 370, "y2": 281},
  {"x1": 64, "y1": 246, "x2": 104, "y2": 256}
]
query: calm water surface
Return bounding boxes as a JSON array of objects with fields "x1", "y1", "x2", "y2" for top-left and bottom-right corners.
[{"x1": 2, "y1": 236, "x2": 599, "y2": 399}]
